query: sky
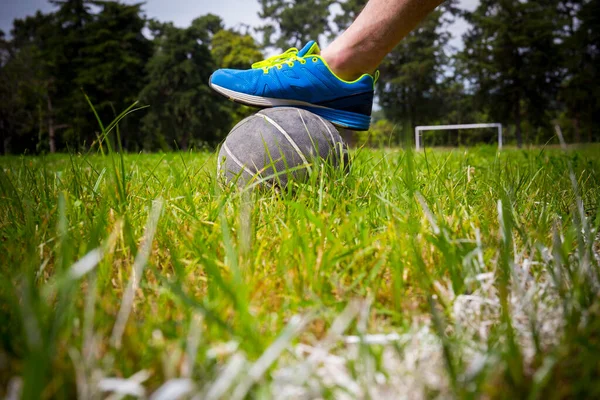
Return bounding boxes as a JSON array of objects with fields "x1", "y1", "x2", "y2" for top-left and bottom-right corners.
[{"x1": 1, "y1": 0, "x2": 479, "y2": 50}]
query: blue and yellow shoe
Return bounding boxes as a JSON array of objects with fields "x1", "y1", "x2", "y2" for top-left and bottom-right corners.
[{"x1": 209, "y1": 41, "x2": 378, "y2": 131}]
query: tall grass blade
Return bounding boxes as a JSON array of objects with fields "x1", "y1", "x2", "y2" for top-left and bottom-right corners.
[{"x1": 111, "y1": 199, "x2": 163, "y2": 348}]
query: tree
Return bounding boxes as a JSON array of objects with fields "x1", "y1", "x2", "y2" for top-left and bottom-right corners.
[
  {"x1": 139, "y1": 15, "x2": 235, "y2": 150},
  {"x1": 4, "y1": 0, "x2": 152, "y2": 153},
  {"x1": 2, "y1": 1, "x2": 262, "y2": 153},
  {"x1": 257, "y1": 0, "x2": 334, "y2": 50},
  {"x1": 333, "y1": 0, "x2": 459, "y2": 144},
  {"x1": 0, "y1": 30, "x2": 31, "y2": 154},
  {"x1": 211, "y1": 29, "x2": 263, "y2": 69},
  {"x1": 210, "y1": 28, "x2": 264, "y2": 122},
  {"x1": 557, "y1": 0, "x2": 600, "y2": 143},
  {"x1": 459, "y1": 0, "x2": 562, "y2": 147},
  {"x1": 8, "y1": 9, "x2": 69, "y2": 153},
  {"x1": 376, "y1": 2, "x2": 458, "y2": 143},
  {"x1": 45, "y1": 0, "x2": 93, "y2": 152},
  {"x1": 76, "y1": 0, "x2": 152, "y2": 149},
  {"x1": 329, "y1": 1, "x2": 461, "y2": 144},
  {"x1": 330, "y1": 0, "x2": 367, "y2": 34}
]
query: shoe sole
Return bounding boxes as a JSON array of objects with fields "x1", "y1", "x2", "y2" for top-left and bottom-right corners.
[{"x1": 209, "y1": 81, "x2": 371, "y2": 131}]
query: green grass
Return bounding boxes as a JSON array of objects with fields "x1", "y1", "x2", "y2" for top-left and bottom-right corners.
[{"x1": 1, "y1": 143, "x2": 599, "y2": 398}]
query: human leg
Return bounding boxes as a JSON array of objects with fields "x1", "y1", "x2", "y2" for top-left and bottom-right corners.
[{"x1": 322, "y1": 0, "x2": 444, "y2": 80}]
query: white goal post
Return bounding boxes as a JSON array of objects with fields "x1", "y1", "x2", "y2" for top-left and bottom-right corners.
[{"x1": 415, "y1": 123, "x2": 503, "y2": 150}]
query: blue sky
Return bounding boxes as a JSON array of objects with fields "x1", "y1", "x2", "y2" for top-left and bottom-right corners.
[{"x1": 1, "y1": 0, "x2": 479, "y2": 50}]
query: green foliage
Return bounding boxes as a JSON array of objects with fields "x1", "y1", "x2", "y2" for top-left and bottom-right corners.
[
  {"x1": 0, "y1": 3, "x2": 266, "y2": 153},
  {"x1": 257, "y1": 0, "x2": 334, "y2": 49},
  {"x1": 331, "y1": 0, "x2": 367, "y2": 32},
  {"x1": 459, "y1": 0, "x2": 563, "y2": 147},
  {"x1": 1, "y1": 0, "x2": 152, "y2": 153},
  {"x1": 355, "y1": 119, "x2": 399, "y2": 147},
  {"x1": 211, "y1": 30, "x2": 263, "y2": 69},
  {"x1": 138, "y1": 15, "x2": 264, "y2": 150},
  {"x1": 138, "y1": 16, "x2": 232, "y2": 150},
  {"x1": 557, "y1": 0, "x2": 600, "y2": 143},
  {"x1": 211, "y1": 29, "x2": 264, "y2": 122},
  {"x1": 75, "y1": 1, "x2": 152, "y2": 148},
  {"x1": 0, "y1": 31, "x2": 39, "y2": 153},
  {"x1": 3, "y1": 10, "x2": 63, "y2": 153},
  {"x1": 376, "y1": 1, "x2": 459, "y2": 140}
]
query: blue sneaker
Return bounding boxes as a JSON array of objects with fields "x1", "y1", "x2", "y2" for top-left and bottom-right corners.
[{"x1": 209, "y1": 41, "x2": 377, "y2": 131}]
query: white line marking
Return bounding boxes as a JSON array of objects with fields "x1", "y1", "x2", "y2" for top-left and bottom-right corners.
[
  {"x1": 223, "y1": 143, "x2": 256, "y2": 177},
  {"x1": 316, "y1": 115, "x2": 340, "y2": 160},
  {"x1": 223, "y1": 142, "x2": 273, "y2": 188},
  {"x1": 257, "y1": 111, "x2": 312, "y2": 174},
  {"x1": 296, "y1": 109, "x2": 316, "y2": 157},
  {"x1": 316, "y1": 115, "x2": 337, "y2": 146}
]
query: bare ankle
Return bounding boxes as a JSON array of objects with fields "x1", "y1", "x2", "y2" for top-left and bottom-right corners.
[{"x1": 322, "y1": 47, "x2": 364, "y2": 81}]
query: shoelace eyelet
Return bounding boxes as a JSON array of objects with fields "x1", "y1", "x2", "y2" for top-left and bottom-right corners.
[
  {"x1": 300, "y1": 59, "x2": 306, "y2": 64},
  {"x1": 277, "y1": 65, "x2": 282, "y2": 69},
  {"x1": 287, "y1": 61, "x2": 294, "y2": 67},
  {"x1": 312, "y1": 57, "x2": 318, "y2": 62}
]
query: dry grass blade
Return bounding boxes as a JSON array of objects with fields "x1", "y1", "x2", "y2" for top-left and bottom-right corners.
[
  {"x1": 111, "y1": 199, "x2": 163, "y2": 349},
  {"x1": 202, "y1": 353, "x2": 247, "y2": 400},
  {"x1": 149, "y1": 379, "x2": 194, "y2": 400},
  {"x1": 231, "y1": 315, "x2": 309, "y2": 400},
  {"x1": 98, "y1": 370, "x2": 151, "y2": 398}
]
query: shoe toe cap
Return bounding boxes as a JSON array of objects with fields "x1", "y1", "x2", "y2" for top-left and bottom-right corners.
[
  {"x1": 210, "y1": 68, "x2": 260, "y2": 94},
  {"x1": 210, "y1": 69, "x2": 235, "y2": 86}
]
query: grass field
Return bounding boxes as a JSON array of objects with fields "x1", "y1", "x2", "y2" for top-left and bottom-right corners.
[{"x1": 1, "y1": 143, "x2": 600, "y2": 399}]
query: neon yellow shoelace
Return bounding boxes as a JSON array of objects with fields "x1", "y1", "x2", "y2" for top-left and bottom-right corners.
[
  {"x1": 251, "y1": 48, "x2": 306, "y2": 71},
  {"x1": 251, "y1": 46, "x2": 379, "y2": 84}
]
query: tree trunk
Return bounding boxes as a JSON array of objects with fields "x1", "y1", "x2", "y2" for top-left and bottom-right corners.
[
  {"x1": 402, "y1": 86, "x2": 409, "y2": 146},
  {"x1": 0, "y1": 120, "x2": 5, "y2": 155},
  {"x1": 37, "y1": 103, "x2": 44, "y2": 153},
  {"x1": 46, "y1": 96, "x2": 68, "y2": 153},
  {"x1": 47, "y1": 96, "x2": 56, "y2": 153},
  {"x1": 180, "y1": 127, "x2": 189, "y2": 151},
  {"x1": 514, "y1": 96, "x2": 523, "y2": 148},
  {"x1": 573, "y1": 117, "x2": 581, "y2": 143},
  {"x1": 409, "y1": 90, "x2": 416, "y2": 148},
  {"x1": 588, "y1": 103, "x2": 594, "y2": 143}
]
